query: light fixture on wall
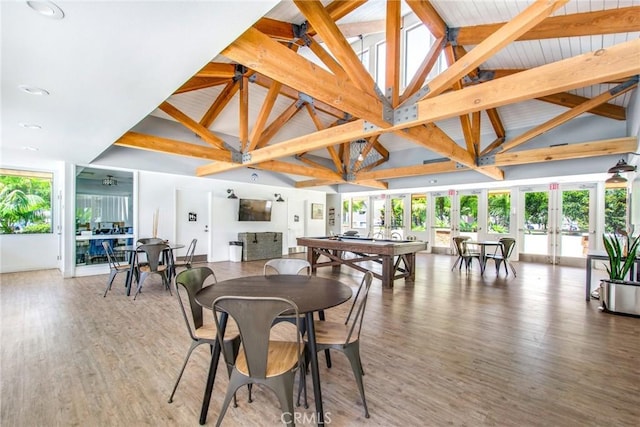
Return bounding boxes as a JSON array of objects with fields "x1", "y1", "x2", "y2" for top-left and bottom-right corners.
[
  {"x1": 274, "y1": 193, "x2": 284, "y2": 202},
  {"x1": 227, "y1": 189, "x2": 237, "y2": 199},
  {"x1": 102, "y1": 175, "x2": 117, "y2": 186},
  {"x1": 605, "y1": 172, "x2": 628, "y2": 185},
  {"x1": 607, "y1": 159, "x2": 637, "y2": 174}
]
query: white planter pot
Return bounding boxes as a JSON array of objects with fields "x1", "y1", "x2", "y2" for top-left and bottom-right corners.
[{"x1": 599, "y1": 280, "x2": 640, "y2": 316}]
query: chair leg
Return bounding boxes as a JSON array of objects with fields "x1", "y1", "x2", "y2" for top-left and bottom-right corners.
[
  {"x1": 296, "y1": 349, "x2": 309, "y2": 409},
  {"x1": 267, "y1": 372, "x2": 295, "y2": 427},
  {"x1": 103, "y1": 270, "x2": 118, "y2": 297},
  {"x1": 133, "y1": 272, "x2": 148, "y2": 300},
  {"x1": 507, "y1": 261, "x2": 517, "y2": 277},
  {"x1": 215, "y1": 370, "x2": 248, "y2": 427},
  {"x1": 343, "y1": 343, "x2": 369, "y2": 418},
  {"x1": 168, "y1": 341, "x2": 201, "y2": 403}
]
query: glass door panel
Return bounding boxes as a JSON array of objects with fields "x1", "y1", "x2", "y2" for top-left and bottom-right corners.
[
  {"x1": 559, "y1": 186, "x2": 594, "y2": 259},
  {"x1": 487, "y1": 189, "x2": 511, "y2": 236},
  {"x1": 458, "y1": 193, "x2": 479, "y2": 241},
  {"x1": 431, "y1": 193, "x2": 451, "y2": 249},
  {"x1": 522, "y1": 189, "x2": 550, "y2": 256},
  {"x1": 389, "y1": 196, "x2": 405, "y2": 239},
  {"x1": 372, "y1": 197, "x2": 386, "y2": 238}
]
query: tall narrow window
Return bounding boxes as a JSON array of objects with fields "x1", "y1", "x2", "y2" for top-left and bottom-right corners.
[
  {"x1": 351, "y1": 197, "x2": 368, "y2": 230},
  {"x1": 410, "y1": 194, "x2": 427, "y2": 231},
  {"x1": 0, "y1": 168, "x2": 52, "y2": 234},
  {"x1": 404, "y1": 23, "x2": 447, "y2": 88},
  {"x1": 487, "y1": 190, "x2": 511, "y2": 234},
  {"x1": 604, "y1": 188, "x2": 628, "y2": 233},
  {"x1": 375, "y1": 41, "x2": 386, "y2": 91},
  {"x1": 342, "y1": 199, "x2": 351, "y2": 227}
]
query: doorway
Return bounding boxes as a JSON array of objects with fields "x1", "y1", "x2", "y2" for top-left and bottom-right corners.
[{"x1": 175, "y1": 189, "x2": 211, "y2": 262}]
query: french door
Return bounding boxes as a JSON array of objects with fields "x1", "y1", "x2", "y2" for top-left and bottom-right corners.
[
  {"x1": 371, "y1": 194, "x2": 407, "y2": 239},
  {"x1": 519, "y1": 183, "x2": 595, "y2": 265}
]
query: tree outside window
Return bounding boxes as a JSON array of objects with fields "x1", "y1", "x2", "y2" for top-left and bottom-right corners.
[
  {"x1": 411, "y1": 194, "x2": 426, "y2": 231},
  {"x1": 0, "y1": 169, "x2": 52, "y2": 234},
  {"x1": 604, "y1": 188, "x2": 628, "y2": 233},
  {"x1": 488, "y1": 190, "x2": 510, "y2": 234}
]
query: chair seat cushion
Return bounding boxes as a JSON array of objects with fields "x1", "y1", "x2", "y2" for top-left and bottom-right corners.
[
  {"x1": 235, "y1": 341, "x2": 303, "y2": 378},
  {"x1": 310, "y1": 320, "x2": 359, "y2": 345}
]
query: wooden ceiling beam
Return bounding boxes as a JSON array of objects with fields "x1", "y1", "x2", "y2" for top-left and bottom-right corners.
[
  {"x1": 253, "y1": 17, "x2": 295, "y2": 41},
  {"x1": 174, "y1": 77, "x2": 230, "y2": 94},
  {"x1": 423, "y1": 0, "x2": 568, "y2": 99},
  {"x1": 195, "y1": 63, "x2": 236, "y2": 79},
  {"x1": 255, "y1": 101, "x2": 304, "y2": 149},
  {"x1": 199, "y1": 80, "x2": 240, "y2": 128},
  {"x1": 304, "y1": 104, "x2": 344, "y2": 173},
  {"x1": 485, "y1": 108, "x2": 506, "y2": 140},
  {"x1": 491, "y1": 137, "x2": 637, "y2": 167},
  {"x1": 115, "y1": 132, "x2": 232, "y2": 162},
  {"x1": 196, "y1": 38, "x2": 640, "y2": 176},
  {"x1": 294, "y1": 0, "x2": 380, "y2": 99},
  {"x1": 239, "y1": 75, "x2": 249, "y2": 152},
  {"x1": 295, "y1": 178, "x2": 345, "y2": 188},
  {"x1": 248, "y1": 81, "x2": 282, "y2": 151},
  {"x1": 349, "y1": 179, "x2": 389, "y2": 190},
  {"x1": 536, "y1": 92, "x2": 627, "y2": 121},
  {"x1": 223, "y1": 27, "x2": 387, "y2": 127},
  {"x1": 305, "y1": 37, "x2": 349, "y2": 82},
  {"x1": 456, "y1": 6, "x2": 640, "y2": 45},
  {"x1": 158, "y1": 101, "x2": 225, "y2": 149},
  {"x1": 255, "y1": 160, "x2": 343, "y2": 181},
  {"x1": 399, "y1": 36, "x2": 445, "y2": 105},
  {"x1": 405, "y1": 0, "x2": 447, "y2": 39},
  {"x1": 357, "y1": 160, "x2": 460, "y2": 180},
  {"x1": 385, "y1": 0, "x2": 401, "y2": 107},
  {"x1": 500, "y1": 80, "x2": 638, "y2": 153}
]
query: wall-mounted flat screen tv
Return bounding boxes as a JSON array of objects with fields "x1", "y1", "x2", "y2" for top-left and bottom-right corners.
[{"x1": 238, "y1": 199, "x2": 272, "y2": 221}]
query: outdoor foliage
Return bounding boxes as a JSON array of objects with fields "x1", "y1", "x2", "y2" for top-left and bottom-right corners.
[
  {"x1": 604, "y1": 188, "x2": 627, "y2": 234},
  {"x1": 434, "y1": 195, "x2": 451, "y2": 227},
  {"x1": 488, "y1": 191, "x2": 510, "y2": 233},
  {"x1": 524, "y1": 191, "x2": 548, "y2": 229},
  {"x1": 562, "y1": 190, "x2": 589, "y2": 230},
  {"x1": 0, "y1": 173, "x2": 52, "y2": 234},
  {"x1": 411, "y1": 195, "x2": 426, "y2": 231}
]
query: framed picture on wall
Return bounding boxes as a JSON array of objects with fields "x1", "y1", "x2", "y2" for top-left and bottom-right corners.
[{"x1": 311, "y1": 203, "x2": 324, "y2": 220}]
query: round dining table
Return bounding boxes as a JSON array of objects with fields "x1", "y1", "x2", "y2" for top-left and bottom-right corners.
[{"x1": 194, "y1": 274, "x2": 353, "y2": 426}]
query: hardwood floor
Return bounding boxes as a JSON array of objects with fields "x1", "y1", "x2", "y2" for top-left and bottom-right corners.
[{"x1": 1, "y1": 254, "x2": 639, "y2": 426}]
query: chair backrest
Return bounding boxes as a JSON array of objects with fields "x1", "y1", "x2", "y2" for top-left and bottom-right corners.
[
  {"x1": 213, "y1": 296, "x2": 301, "y2": 379},
  {"x1": 343, "y1": 271, "x2": 373, "y2": 345},
  {"x1": 263, "y1": 258, "x2": 311, "y2": 276},
  {"x1": 453, "y1": 236, "x2": 471, "y2": 256},
  {"x1": 139, "y1": 243, "x2": 168, "y2": 271},
  {"x1": 175, "y1": 267, "x2": 217, "y2": 339},
  {"x1": 183, "y1": 238, "x2": 197, "y2": 264},
  {"x1": 102, "y1": 241, "x2": 120, "y2": 269},
  {"x1": 499, "y1": 237, "x2": 516, "y2": 259},
  {"x1": 137, "y1": 237, "x2": 164, "y2": 245}
]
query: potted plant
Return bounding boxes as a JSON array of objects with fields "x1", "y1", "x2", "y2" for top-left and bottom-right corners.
[{"x1": 600, "y1": 231, "x2": 640, "y2": 316}]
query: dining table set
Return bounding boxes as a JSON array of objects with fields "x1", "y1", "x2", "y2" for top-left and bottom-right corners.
[
  {"x1": 114, "y1": 239, "x2": 184, "y2": 296},
  {"x1": 193, "y1": 274, "x2": 353, "y2": 426}
]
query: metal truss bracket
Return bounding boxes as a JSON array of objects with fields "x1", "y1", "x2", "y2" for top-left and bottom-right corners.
[
  {"x1": 292, "y1": 21, "x2": 308, "y2": 40},
  {"x1": 299, "y1": 92, "x2": 314, "y2": 106},
  {"x1": 401, "y1": 86, "x2": 430, "y2": 108},
  {"x1": 610, "y1": 75, "x2": 639, "y2": 95},
  {"x1": 344, "y1": 173, "x2": 356, "y2": 182},
  {"x1": 393, "y1": 104, "x2": 418, "y2": 126},
  {"x1": 477, "y1": 155, "x2": 495, "y2": 166},
  {"x1": 447, "y1": 27, "x2": 460, "y2": 46},
  {"x1": 231, "y1": 151, "x2": 243, "y2": 163},
  {"x1": 248, "y1": 74, "x2": 257, "y2": 83},
  {"x1": 233, "y1": 64, "x2": 247, "y2": 81},
  {"x1": 455, "y1": 162, "x2": 467, "y2": 169},
  {"x1": 363, "y1": 121, "x2": 379, "y2": 133},
  {"x1": 242, "y1": 152, "x2": 252, "y2": 163}
]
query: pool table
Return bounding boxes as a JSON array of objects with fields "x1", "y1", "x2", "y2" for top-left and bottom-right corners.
[{"x1": 297, "y1": 236, "x2": 428, "y2": 288}]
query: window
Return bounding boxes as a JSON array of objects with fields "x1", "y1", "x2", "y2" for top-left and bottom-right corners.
[
  {"x1": 487, "y1": 190, "x2": 511, "y2": 234},
  {"x1": 404, "y1": 23, "x2": 447, "y2": 88},
  {"x1": 0, "y1": 168, "x2": 52, "y2": 234},
  {"x1": 358, "y1": 48, "x2": 369, "y2": 69},
  {"x1": 351, "y1": 197, "x2": 368, "y2": 229},
  {"x1": 342, "y1": 199, "x2": 351, "y2": 227},
  {"x1": 375, "y1": 41, "x2": 386, "y2": 91},
  {"x1": 410, "y1": 194, "x2": 426, "y2": 231},
  {"x1": 604, "y1": 188, "x2": 628, "y2": 233}
]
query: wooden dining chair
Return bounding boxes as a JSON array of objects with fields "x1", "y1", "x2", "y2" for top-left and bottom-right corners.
[
  {"x1": 213, "y1": 296, "x2": 305, "y2": 427},
  {"x1": 133, "y1": 243, "x2": 170, "y2": 299},
  {"x1": 298, "y1": 271, "x2": 373, "y2": 418},
  {"x1": 168, "y1": 267, "x2": 242, "y2": 404}
]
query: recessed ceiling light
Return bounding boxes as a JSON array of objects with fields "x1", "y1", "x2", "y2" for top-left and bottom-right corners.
[
  {"x1": 19, "y1": 122, "x2": 42, "y2": 129},
  {"x1": 18, "y1": 85, "x2": 50, "y2": 96},
  {"x1": 26, "y1": 1, "x2": 65, "y2": 19},
  {"x1": 22, "y1": 146, "x2": 39, "y2": 151}
]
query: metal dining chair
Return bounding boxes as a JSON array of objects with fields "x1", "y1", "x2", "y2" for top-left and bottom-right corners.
[
  {"x1": 102, "y1": 241, "x2": 135, "y2": 297},
  {"x1": 171, "y1": 238, "x2": 197, "y2": 278},
  {"x1": 133, "y1": 243, "x2": 171, "y2": 299},
  {"x1": 168, "y1": 267, "x2": 242, "y2": 404},
  {"x1": 213, "y1": 296, "x2": 305, "y2": 427},
  {"x1": 298, "y1": 271, "x2": 373, "y2": 417},
  {"x1": 485, "y1": 237, "x2": 517, "y2": 276}
]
